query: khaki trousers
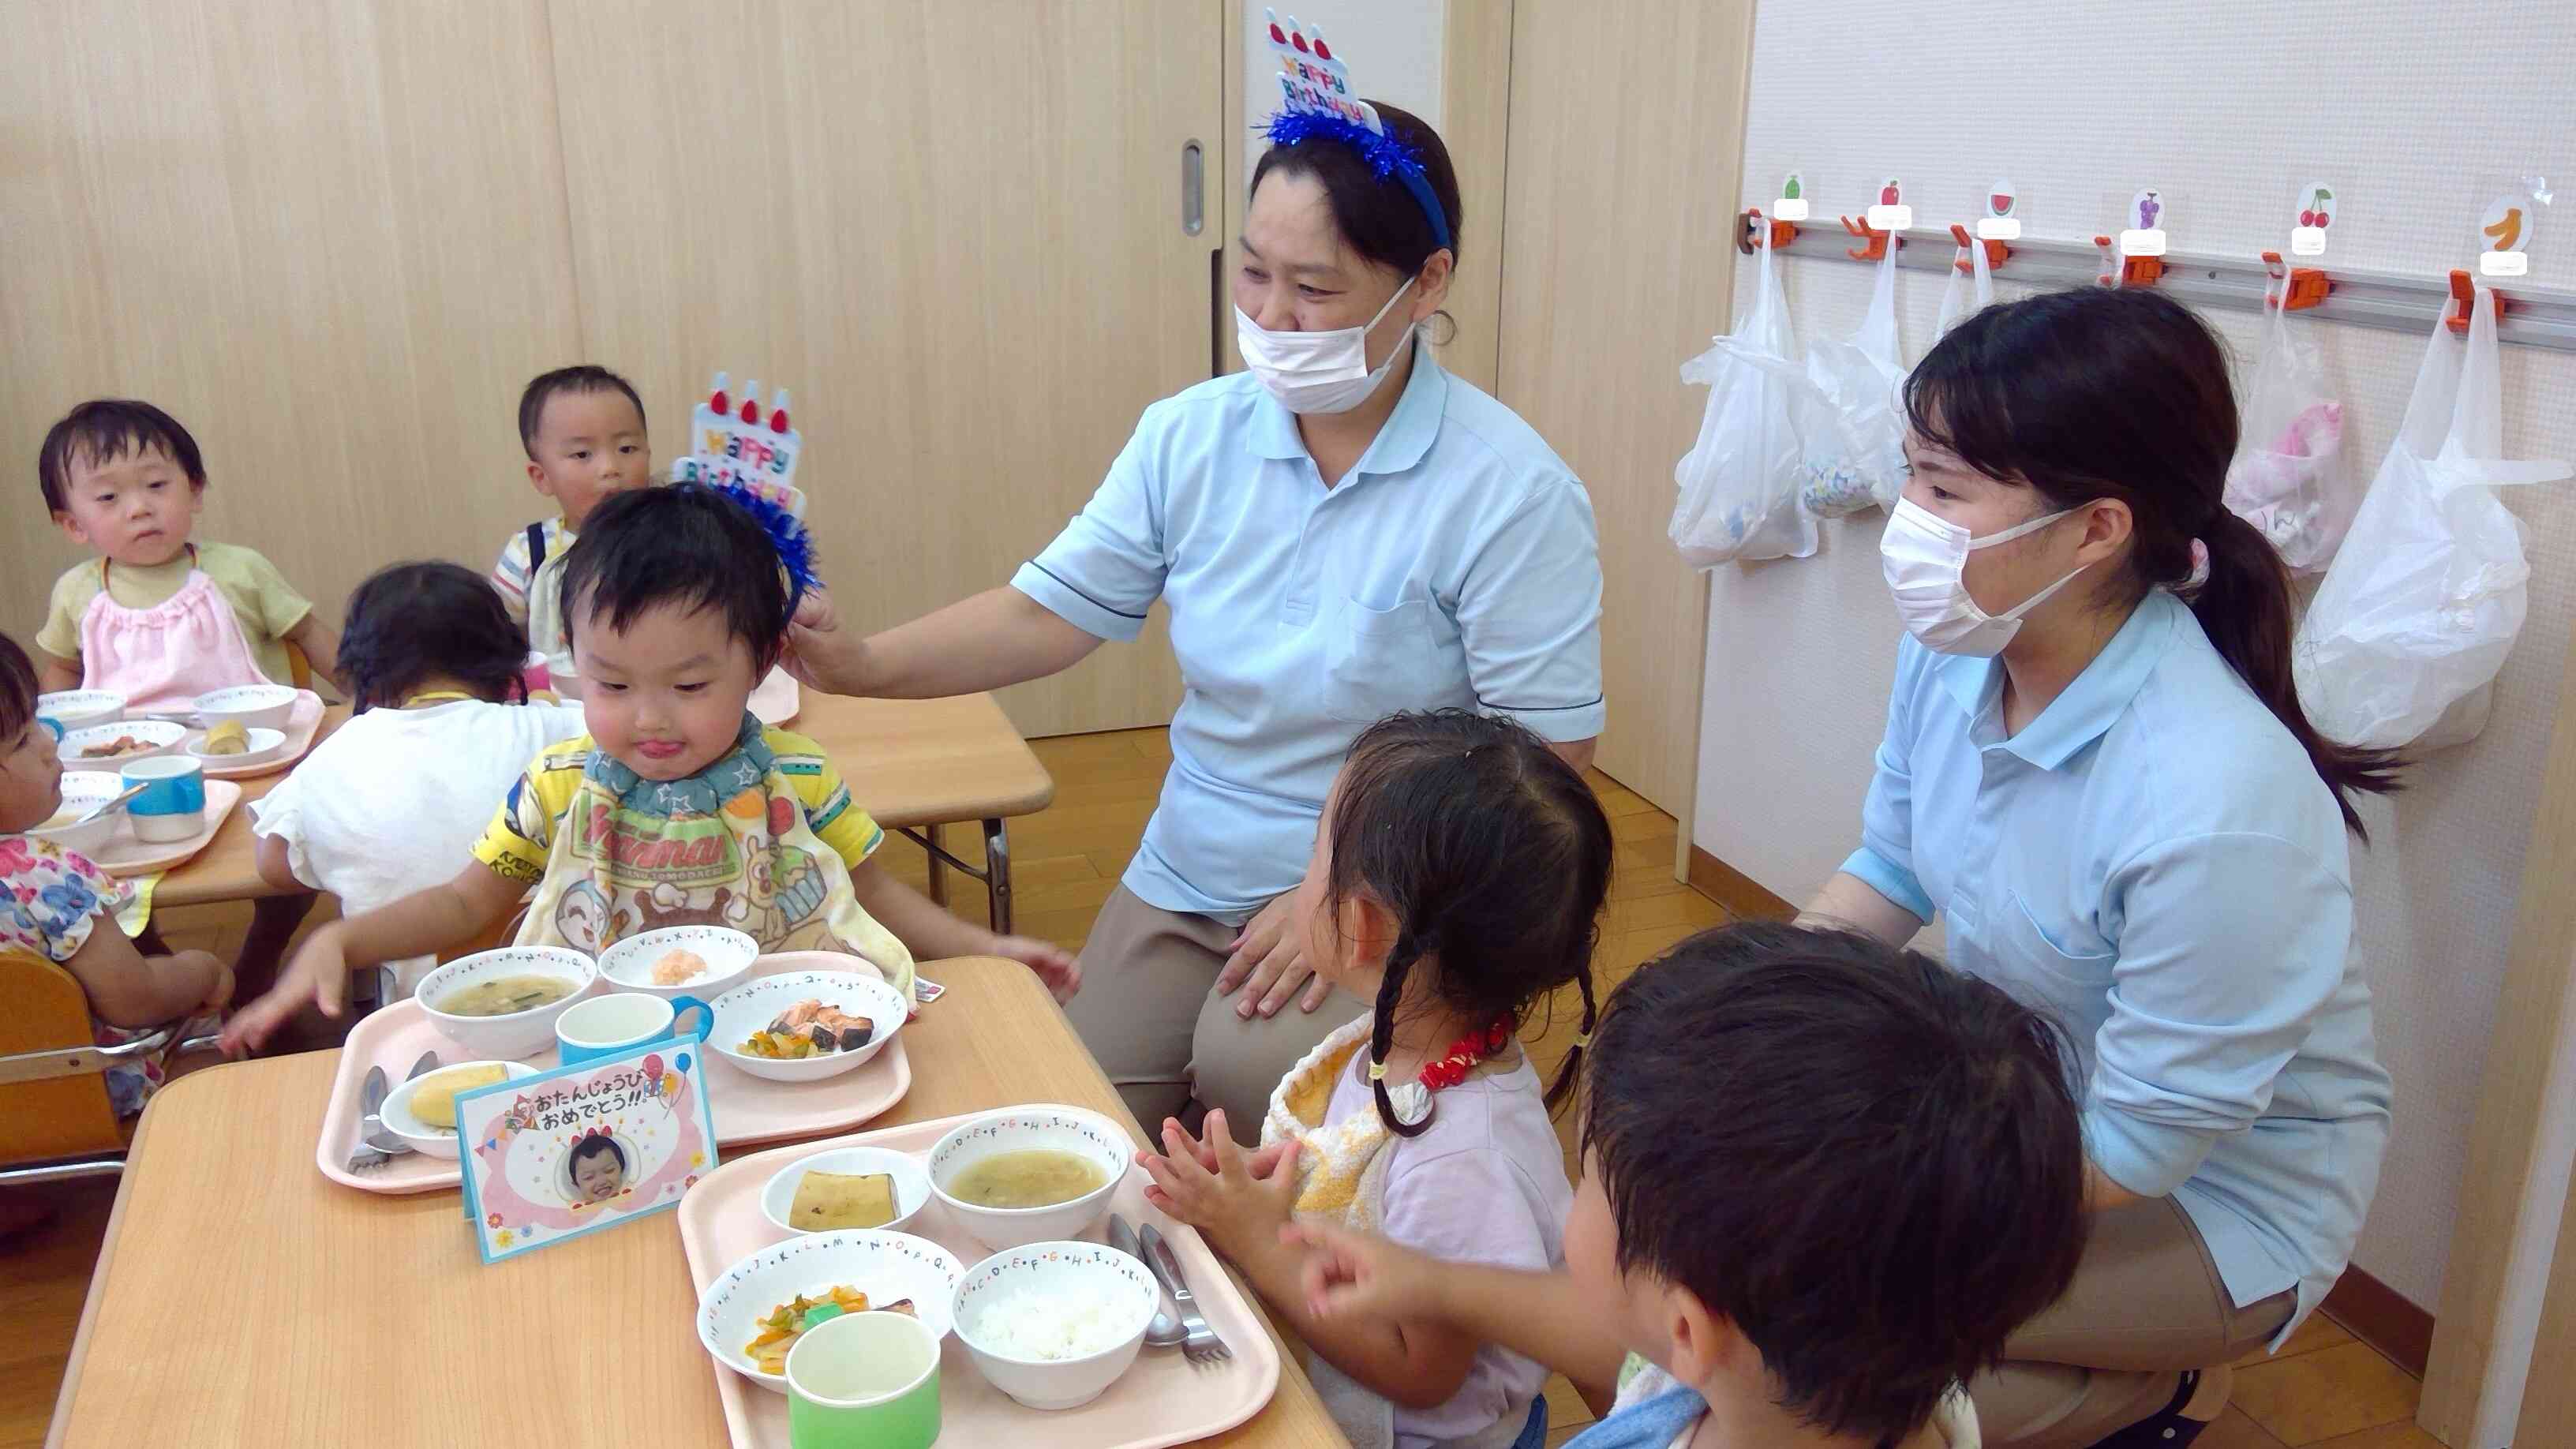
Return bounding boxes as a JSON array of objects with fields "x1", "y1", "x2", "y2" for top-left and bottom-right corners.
[
  {"x1": 1060, "y1": 885, "x2": 1365, "y2": 1144},
  {"x1": 1975, "y1": 1196, "x2": 2297, "y2": 1448}
]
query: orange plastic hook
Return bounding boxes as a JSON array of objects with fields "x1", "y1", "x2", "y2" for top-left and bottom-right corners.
[
  {"x1": 2446, "y1": 268, "x2": 2503, "y2": 333},
  {"x1": 1736, "y1": 207, "x2": 1799, "y2": 256},
  {"x1": 1840, "y1": 213, "x2": 1894, "y2": 261},
  {"x1": 2260, "y1": 251, "x2": 2331, "y2": 311},
  {"x1": 1948, "y1": 223, "x2": 2009, "y2": 274}
]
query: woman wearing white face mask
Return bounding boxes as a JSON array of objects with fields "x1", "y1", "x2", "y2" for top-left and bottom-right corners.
[
  {"x1": 1803, "y1": 287, "x2": 2400, "y2": 1449},
  {"x1": 783, "y1": 100, "x2": 1604, "y2": 1142}
]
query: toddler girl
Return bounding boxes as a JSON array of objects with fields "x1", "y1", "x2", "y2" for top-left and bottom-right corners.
[
  {"x1": 33, "y1": 400, "x2": 338, "y2": 709},
  {"x1": 223, "y1": 485, "x2": 1076, "y2": 1051},
  {"x1": 0, "y1": 633, "x2": 229, "y2": 1114},
  {"x1": 1140, "y1": 709, "x2": 1612, "y2": 1449},
  {"x1": 250, "y1": 562, "x2": 588, "y2": 1001}
]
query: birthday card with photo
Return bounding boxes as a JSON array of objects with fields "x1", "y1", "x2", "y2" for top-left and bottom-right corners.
[{"x1": 455, "y1": 1040, "x2": 718, "y2": 1264}]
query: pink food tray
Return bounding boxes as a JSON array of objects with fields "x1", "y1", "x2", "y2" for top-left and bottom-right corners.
[
  {"x1": 195, "y1": 690, "x2": 328, "y2": 780},
  {"x1": 315, "y1": 960, "x2": 911, "y2": 1195},
  {"x1": 678, "y1": 1114, "x2": 1282, "y2": 1449}
]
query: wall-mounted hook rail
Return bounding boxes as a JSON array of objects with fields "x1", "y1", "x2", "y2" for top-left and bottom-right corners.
[{"x1": 1743, "y1": 221, "x2": 2576, "y2": 351}]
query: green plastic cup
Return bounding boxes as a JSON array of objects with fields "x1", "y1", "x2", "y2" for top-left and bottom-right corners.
[{"x1": 785, "y1": 1310, "x2": 942, "y2": 1448}]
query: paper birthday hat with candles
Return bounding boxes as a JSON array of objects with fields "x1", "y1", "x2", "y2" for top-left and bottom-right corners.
[
  {"x1": 1260, "y1": 9, "x2": 1451, "y2": 252},
  {"x1": 673, "y1": 370, "x2": 807, "y2": 521}
]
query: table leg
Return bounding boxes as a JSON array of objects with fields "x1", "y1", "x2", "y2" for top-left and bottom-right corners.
[
  {"x1": 923, "y1": 822, "x2": 949, "y2": 908},
  {"x1": 985, "y1": 818, "x2": 1013, "y2": 935}
]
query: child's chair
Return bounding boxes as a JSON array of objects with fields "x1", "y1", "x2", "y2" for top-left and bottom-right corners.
[{"x1": 0, "y1": 950, "x2": 212, "y2": 1183}]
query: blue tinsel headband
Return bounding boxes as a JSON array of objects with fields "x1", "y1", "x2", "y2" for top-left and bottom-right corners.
[
  {"x1": 703, "y1": 481, "x2": 819, "y2": 618},
  {"x1": 1263, "y1": 108, "x2": 1452, "y2": 253}
]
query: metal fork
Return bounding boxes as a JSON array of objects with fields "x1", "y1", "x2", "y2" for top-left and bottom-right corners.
[
  {"x1": 1140, "y1": 1223, "x2": 1233, "y2": 1366},
  {"x1": 345, "y1": 1051, "x2": 443, "y2": 1174}
]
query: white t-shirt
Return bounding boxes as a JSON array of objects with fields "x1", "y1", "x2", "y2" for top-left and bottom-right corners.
[
  {"x1": 1322, "y1": 1045, "x2": 1574, "y2": 1449},
  {"x1": 250, "y1": 699, "x2": 588, "y2": 994},
  {"x1": 1612, "y1": 1362, "x2": 1980, "y2": 1449}
]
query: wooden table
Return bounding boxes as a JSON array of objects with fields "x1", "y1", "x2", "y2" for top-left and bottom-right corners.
[
  {"x1": 48, "y1": 957, "x2": 1339, "y2": 1448},
  {"x1": 154, "y1": 692, "x2": 1055, "y2": 930}
]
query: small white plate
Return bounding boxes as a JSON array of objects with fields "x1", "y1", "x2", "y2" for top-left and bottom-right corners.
[
  {"x1": 187, "y1": 725, "x2": 286, "y2": 768},
  {"x1": 760, "y1": 1146, "x2": 934, "y2": 1236},
  {"x1": 378, "y1": 1061, "x2": 544, "y2": 1159}
]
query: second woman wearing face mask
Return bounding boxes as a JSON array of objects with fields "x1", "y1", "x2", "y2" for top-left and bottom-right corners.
[
  {"x1": 780, "y1": 101, "x2": 1605, "y2": 1144},
  {"x1": 1805, "y1": 286, "x2": 2399, "y2": 1449}
]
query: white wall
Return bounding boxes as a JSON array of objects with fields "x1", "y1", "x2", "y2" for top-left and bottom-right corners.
[
  {"x1": 1240, "y1": 1, "x2": 1444, "y2": 187},
  {"x1": 1696, "y1": 0, "x2": 2576, "y2": 1324}
]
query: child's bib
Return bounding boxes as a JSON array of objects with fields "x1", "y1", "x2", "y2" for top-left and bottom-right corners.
[
  {"x1": 512, "y1": 721, "x2": 914, "y2": 996},
  {"x1": 78, "y1": 559, "x2": 272, "y2": 711}
]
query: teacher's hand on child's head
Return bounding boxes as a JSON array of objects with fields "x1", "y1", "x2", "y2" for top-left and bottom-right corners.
[
  {"x1": 989, "y1": 934, "x2": 1081, "y2": 1003},
  {"x1": 1216, "y1": 893, "x2": 1333, "y2": 1018},
  {"x1": 216, "y1": 923, "x2": 351, "y2": 1055},
  {"x1": 781, "y1": 586, "x2": 856, "y2": 694},
  {"x1": 1278, "y1": 1220, "x2": 1439, "y2": 1326}
]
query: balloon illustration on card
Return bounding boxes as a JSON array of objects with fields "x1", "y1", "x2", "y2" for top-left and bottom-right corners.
[
  {"x1": 2291, "y1": 183, "x2": 2334, "y2": 256},
  {"x1": 1979, "y1": 178, "x2": 2021, "y2": 241},
  {"x1": 1775, "y1": 170, "x2": 1810, "y2": 222}
]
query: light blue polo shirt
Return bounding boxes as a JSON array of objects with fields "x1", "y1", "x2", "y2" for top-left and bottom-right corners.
[
  {"x1": 1843, "y1": 590, "x2": 2390, "y2": 1339},
  {"x1": 1013, "y1": 343, "x2": 1604, "y2": 922}
]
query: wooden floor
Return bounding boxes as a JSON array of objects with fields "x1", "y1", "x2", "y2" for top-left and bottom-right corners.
[{"x1": 2, "y1": 726, "x2": 2440, "y2": 1449}]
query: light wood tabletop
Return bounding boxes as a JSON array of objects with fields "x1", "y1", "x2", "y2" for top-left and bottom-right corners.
[
  {"x1": 47, "y1": 957, "x2": 1340, "y2": 1448},
  {"x1": 147, "y1": 691, "x2": 1055, "y2": 911}
]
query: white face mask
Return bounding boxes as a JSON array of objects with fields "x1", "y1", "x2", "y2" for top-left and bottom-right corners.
[
  {"x1": 1235, "y1": 279, "x2": 1417, "y2": 415},
  {"x1": 1879, "y1": 496, "x2": 2089, "y2": 657}
]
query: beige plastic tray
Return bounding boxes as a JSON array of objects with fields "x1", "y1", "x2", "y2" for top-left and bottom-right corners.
[
  {"x1": 678, "y1": 1114, "x2": 1281, "y2": 1449},
  {"x1": 314, "y1": 962, "x2": 912, "y2": 1195},
  {"x1": 89, "y1": 780, "x2": 244, "y2": 878},
  {"x1": 193, "y1": 689, "x2": 327, "y2": 780}
]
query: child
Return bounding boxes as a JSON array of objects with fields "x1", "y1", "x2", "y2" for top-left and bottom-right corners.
[
  {"x1": 567, "y1": 1134, "x2": 627, "y2": 1204},
  {"x1": 33, "y1": 400, "x2": 339, "y2": 709},
  {"x1": 492, "y1": 366, "x2": 654, "y2": 686},
  {"x1": 1279, "y1": 923, "x2": 2095, "y2": 1449},
  {"x1": 223, "y1": 485, "x2": 1077, "y2": 1051},
  {"x1": 1140, "y1": 710, "x2": 1612, "y2": 1449},
  {"x1": 0, "y1": 633, "x2": 230, "y2": 1114},
  {"x1": 249, "y1": 562, "x2": 589, "y2": 1002}
]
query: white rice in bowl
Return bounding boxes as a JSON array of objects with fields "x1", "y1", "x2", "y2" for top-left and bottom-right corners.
[{"x1": 970, "y1": 1288, "x2": 1133, "y2": 1361}]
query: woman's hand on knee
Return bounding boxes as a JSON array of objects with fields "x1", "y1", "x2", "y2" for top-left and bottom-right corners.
[{"x1": 1216, "y1": 895, "x2": 1333, "y2": 1018}]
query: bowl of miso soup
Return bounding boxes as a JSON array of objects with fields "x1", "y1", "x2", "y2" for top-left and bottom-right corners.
[
  {"x1": 416, "y1": 946, "x2": 600, "y2": 1060},
  {"x1": 927, "y1": 1105, "x2": 1132, "y2": 1249}
]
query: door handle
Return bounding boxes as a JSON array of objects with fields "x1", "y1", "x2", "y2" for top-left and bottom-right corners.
[{"x1": 1181, "y1": 140, "x2": 1205, "y2": 237}]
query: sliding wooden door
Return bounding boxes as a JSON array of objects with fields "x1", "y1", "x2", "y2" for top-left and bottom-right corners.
[{"x1": 547, "y1": 1, "x2": 1212, "y2": 736}]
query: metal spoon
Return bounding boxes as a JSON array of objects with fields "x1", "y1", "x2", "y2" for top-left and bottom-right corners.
[
  {"x1": 76, "y1": 783, "x2": 150, "y2": 826},
  {"x1": 1108, "y1": 1213, "x2": 1187, "y2": 1348}
]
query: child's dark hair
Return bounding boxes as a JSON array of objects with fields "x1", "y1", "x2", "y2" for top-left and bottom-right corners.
[
  {"x1": 1324, "y1": 709, "x2": 1611, "y2": 1137},
  {"x1": 1908, "y1": 286, "x2": 2402, "y2": 837},
  {"x1": 338, "y1": 562, "x2": 531, "y2": 713},
  {"x1": 0, "y1": 634, "x2": 42, "y2": 742},
  {"x1": 558, "y1": 485, "x2": 801, "y2": 669},
  {"x1": 567, "y1": 1134, "x2": 627, "y2": 1175},
  {"x1": 38, "y1": 400, "x2": 206, "y2": 514},
  {"x1": 1582, "y1": 923, "x2": 2091, "y2": 1446},
  {"x1": 518, "y1": 365, "x2": 646, "y2": 456}
]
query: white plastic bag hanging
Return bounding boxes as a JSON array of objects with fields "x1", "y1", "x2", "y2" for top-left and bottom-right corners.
[
  {"x1": 1932, "y1": 232, "x2": 1993, "y2": 338},
  {"x1": 2223, "y1": 288, "x2": 2353, "y2": 571},
  {"x1": 2293, "y1": 284, "x2": 2572, "y2": 750},
  {"x1": 1670, "y1": 224, "x2": 1819, "y2": 564},
  {"x1": 1801, "y1": 234, "x2": 1906, "y2": 518}
]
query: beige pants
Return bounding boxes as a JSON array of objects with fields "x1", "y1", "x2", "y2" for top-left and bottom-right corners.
[
  {"x1": 1975, "y1": 1196, "x2": 2297, "y2": 1449},
  {"x1": 1061, "y1": 885, "x2": 1365, "y2": 1144}
]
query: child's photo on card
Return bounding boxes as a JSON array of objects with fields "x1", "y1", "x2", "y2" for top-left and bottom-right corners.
[{"x1": 455, "y1": 1041, "x2": 717, "y2": 1264}]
